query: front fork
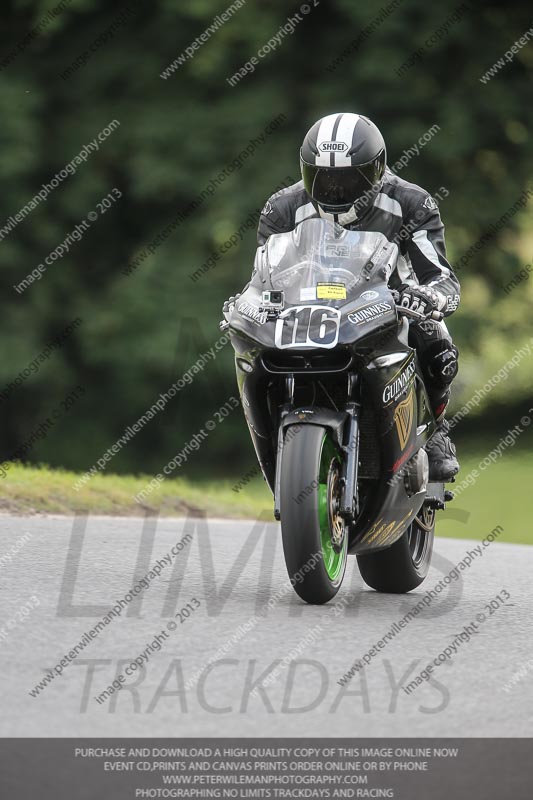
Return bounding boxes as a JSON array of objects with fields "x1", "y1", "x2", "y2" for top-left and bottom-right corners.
[
  {"x1": 273, "y1": 375, "x2": 361, "y2": 523},
  {"x1": 339, "y1": 400, "x2": 360, "y2": 521}
]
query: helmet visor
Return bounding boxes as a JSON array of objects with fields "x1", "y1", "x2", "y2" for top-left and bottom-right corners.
[{"x1": 301, "y1": 153, "x2": 385, "y2": 210}]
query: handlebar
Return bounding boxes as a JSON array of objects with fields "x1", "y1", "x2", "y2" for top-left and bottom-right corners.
[
  {"x1": 221, "y1": 293, "x2": 444, "y2": 330},
  {"x1": 396, "y1": 306, "x2": 444, "y2": 322}
]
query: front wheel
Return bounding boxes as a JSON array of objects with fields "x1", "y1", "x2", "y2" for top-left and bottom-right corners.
[
  {"x1": 280, "y1": 425, "x2": 348, "y2": 604},
  {"x1": 356, "y1": 506, "x2": 435, "y2": 593}
]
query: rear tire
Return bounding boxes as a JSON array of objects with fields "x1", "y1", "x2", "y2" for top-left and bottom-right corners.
[
  {"x1": 357, "y1": 506, "x2": 435, "y2": 593},
  {"x1": 280, "y1": 425, "x2": 348, "y2": 604}
]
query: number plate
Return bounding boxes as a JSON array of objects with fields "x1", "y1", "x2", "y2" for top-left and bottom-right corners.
[{"x1": 274, "y1": 305, "x2": 341, "y2": 349}]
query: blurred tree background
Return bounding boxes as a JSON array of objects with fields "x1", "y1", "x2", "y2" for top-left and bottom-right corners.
[{"x1": 0, "y1": 0, "x2": 531, "y2": 479}]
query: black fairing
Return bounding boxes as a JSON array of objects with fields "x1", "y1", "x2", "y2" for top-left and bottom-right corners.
[{"x1": 229, "y1": 220, "x2": 438, "y2": 554}]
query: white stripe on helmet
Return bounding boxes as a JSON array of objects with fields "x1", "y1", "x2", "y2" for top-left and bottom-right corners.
[
  {"x1": 314, "y1": 114, "x2": 340, "y2": 166},
  {"x1": 333, "y1": 113, "x2": 360, "y2": 166}
]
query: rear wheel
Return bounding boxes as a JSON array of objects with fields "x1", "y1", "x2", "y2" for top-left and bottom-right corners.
[
  {"x1": 280, "y1": 425, "x2": 348, "y2": 604},
  {"x1": 357, "y1": 505, "x2": 435, "y2": 593}
]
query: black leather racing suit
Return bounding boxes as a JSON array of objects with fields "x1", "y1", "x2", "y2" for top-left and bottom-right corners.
[{"x1": 256, "y1": 169, "x2": 459, "y2": 417}]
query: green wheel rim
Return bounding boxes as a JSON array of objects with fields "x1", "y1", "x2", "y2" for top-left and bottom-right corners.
[{"x1": 318, "y1": 435, "x2": 346, "y2": 581}]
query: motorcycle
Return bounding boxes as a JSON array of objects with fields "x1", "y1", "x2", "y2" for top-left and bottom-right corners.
[{"x1": 221, "y1": 218, "x2": 454, "y2": 604}]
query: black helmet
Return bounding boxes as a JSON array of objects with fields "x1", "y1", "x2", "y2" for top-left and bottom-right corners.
[{"x1": 300, "y1": 112, "x2": 386, "y2": 217}]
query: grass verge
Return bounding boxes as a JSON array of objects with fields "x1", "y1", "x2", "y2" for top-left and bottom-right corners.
[
  {"x1": 0, "y1": 451, "x2": 530, "y2": 545},
  {"x1": 0, "y1": 463, "x2": 267, "y2": 519}
]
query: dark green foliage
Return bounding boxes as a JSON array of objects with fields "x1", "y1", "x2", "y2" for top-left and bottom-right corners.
[{"x1": 0, "y1": 0, "x2": 531, "y2": 476}]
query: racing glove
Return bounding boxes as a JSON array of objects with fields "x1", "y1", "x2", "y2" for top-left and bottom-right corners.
[
  {"x1": 222, "y1": 294, "x2": 241, "y2": 324},
  {"x1": 398, "y1": 284, "x2": 446, "y2": 315}
]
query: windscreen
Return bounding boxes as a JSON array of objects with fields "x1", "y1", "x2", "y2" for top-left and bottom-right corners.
[{"x1": 265, "y1": 218, "x2": 397, "y2": 304}]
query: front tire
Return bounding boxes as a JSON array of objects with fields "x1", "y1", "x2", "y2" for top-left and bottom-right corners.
[
  {"x1": 356, "y1": 505, "x2": 435, "y2": 593},
  {"x1": 280, "y1": 425, "x2": 348, "y2": 604}
]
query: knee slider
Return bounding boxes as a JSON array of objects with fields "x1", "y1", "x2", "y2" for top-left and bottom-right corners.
[{"x1": 425, "y1": 341, "x2": 459, "y2": 388}]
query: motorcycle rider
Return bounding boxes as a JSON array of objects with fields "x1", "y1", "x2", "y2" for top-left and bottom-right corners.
[{"x1": 224, "y1": 112, "x2": 459, "y2": 481}]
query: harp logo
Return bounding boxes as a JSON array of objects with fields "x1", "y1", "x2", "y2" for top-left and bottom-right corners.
[{"x1": 394, "y1": 387, "x2": 414, "y2": 450}]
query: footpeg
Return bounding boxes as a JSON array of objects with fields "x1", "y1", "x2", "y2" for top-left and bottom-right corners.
[
  {"x1": 425, "y1": 482, "x2": 446, "y2": 510},
  {"x1": 426, "y1": 497, "x2": 445, "y2": 510},
  {"x1": 444, "y1": 489, "x2": 455, "y2": 502}
]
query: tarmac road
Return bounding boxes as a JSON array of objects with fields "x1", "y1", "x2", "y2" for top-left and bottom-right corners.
[{"x1": 0, "y1": 514, "x2": 531, "y2": 737}]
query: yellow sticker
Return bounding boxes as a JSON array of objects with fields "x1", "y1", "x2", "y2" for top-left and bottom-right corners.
[{"x1": 316, "y1": 283, "x2": 346, "y2": 300}]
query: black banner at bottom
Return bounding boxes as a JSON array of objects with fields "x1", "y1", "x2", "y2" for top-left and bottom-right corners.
[{"x1": 0, "y1": 738, "x2": 530, "y2": 799}]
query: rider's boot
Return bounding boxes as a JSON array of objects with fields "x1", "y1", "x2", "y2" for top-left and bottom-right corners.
[{"x1": 426, "y1": 415, "x2": 459, "y2": 482}]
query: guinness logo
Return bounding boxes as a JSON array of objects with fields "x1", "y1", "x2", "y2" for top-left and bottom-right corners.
[
  {"x1": 383, "y1": 356, "x2": 416, "y2": 405},
  {"x1": 348, "y1": 301, "x2": 393, "y2": 327}
]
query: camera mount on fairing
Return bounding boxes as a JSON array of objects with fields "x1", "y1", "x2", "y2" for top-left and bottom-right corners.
[{"x1": 259, "y1": 290, "x2": 285, "y2": 320}]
